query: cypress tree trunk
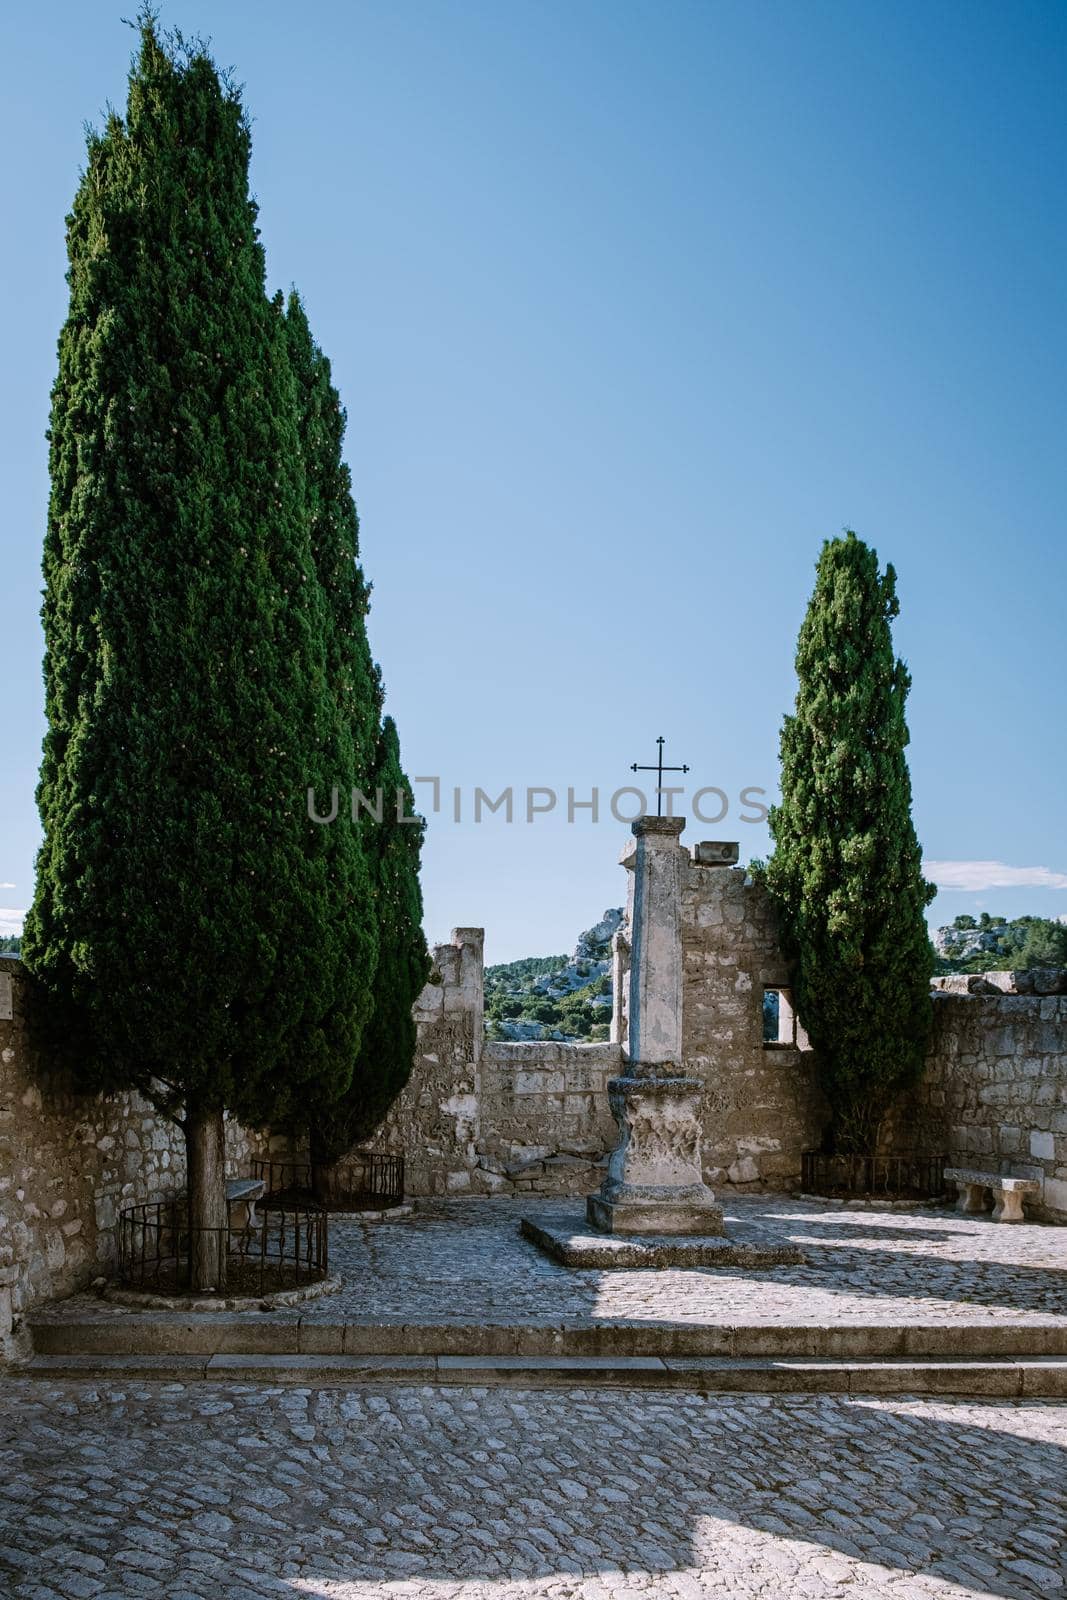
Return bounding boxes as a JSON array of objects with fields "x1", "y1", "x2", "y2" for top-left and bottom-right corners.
[
  {"x1": 309, "y1": 1129, "x2": 345, "y2": 1206},
  {"x1": 185, "y1": 1106, "x2": 227, "y2": 1293}
]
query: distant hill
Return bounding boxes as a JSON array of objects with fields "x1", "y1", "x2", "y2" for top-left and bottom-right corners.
[
  {"x1": 484, "y1": 909, "x2": 1067, "y2": 1042},
  {"x1": 934, "y1": 913, "x2": 1067, "y2": 973},
  {"x1": 484, "y1": 910, "x2": 622, "y2": 1042}
]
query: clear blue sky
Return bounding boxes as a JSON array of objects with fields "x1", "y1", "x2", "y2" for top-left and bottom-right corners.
[{"x1": 2, "y1": 0, "x2": 1065, "y2": 961}]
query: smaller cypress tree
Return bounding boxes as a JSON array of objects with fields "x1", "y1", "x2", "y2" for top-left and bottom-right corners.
[
  {"x1": 310, "y1": 718, "x2": 431, "y2": 1189},
  {"x1": 766, "y1": 533, "x2": 936, "y2": 1153}
]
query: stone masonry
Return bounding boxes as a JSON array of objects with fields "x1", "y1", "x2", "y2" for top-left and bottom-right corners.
[
  {"x1": 4, "y1": 835, "x2": 1067, "y2": 1329},
  {"x1": 0, "y1": 956, "x2": 272, "y2": 1335},
  {"x1": 911, "y1": 979, "x2": 1067, "y2": 1223},
  {"x1": 375, "y1": 844, "x2": 1067, "y2": 1222},
  {"x1": 678, "y1": 844, "x2": 826, "y2": 1189},
  {"x1": 374, "y1": 930, "x2": 622, "y2": 1199}
]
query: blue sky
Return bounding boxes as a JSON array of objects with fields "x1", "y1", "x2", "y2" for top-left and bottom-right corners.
[{"x1": 2, "y1": 0, "x2": 1065, "y2": 962}]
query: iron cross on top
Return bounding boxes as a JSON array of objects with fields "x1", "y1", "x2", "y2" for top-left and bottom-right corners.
[{"x1": 631, "y1": 736, "x2": 689, "y2": 817}]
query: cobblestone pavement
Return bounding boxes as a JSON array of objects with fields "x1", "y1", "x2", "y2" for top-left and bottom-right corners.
[
  {"x1": 314, "y1": 1197, "x2": 1067, "y2": 1326},
  {"x1": 30, "y1": 1196, "x2": 1067, "y2": 1332},
  {"x1": 0, "y1": 1379, "x2": 1065, "y2": 1599}
]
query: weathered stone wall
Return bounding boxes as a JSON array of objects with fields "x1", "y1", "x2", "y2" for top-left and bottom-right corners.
[
  {"x1": 911, "y1": 978, "x2": 1067, "y2": 1222},
  {"x1": 476, "y1": 1041, "x2": 619, "y2": 1193},
  {"x1": 0, "y1": 958, "x2": 272, "y2": 1325},
  {"x1": 373, "y1": 930, "x2": 622, "y2": 1196},
  {"x1": 679, "y1": 858, "x2": 826, "y2": 1188}
]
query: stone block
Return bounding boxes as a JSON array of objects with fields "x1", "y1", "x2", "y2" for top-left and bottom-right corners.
[
  {"x1": 1031, "y1": 1130, "x2": 1056, "y2": 1161},
  {"x1": 586, "y1": 1193, "x2": 725, "y2": 1234},
  {"x1": 693, "y1": 841, "x2": 740, "y2": 866}
]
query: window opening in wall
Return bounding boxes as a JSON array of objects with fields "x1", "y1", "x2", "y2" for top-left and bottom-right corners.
[{"x1": 763, "y1": 986, "x2": 797, "y2": 1047}]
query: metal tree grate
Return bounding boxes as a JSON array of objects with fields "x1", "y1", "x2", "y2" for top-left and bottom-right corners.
[
  {"x1": 800, "y1": 1150, "x2": 948, "y2": 1199},
  {"x1": 252, "y1": 1152, "x2": 405, "y2": 1210},
  {"x1": 118, "y1": 1196, "x2": 328, "y2": 1294}
]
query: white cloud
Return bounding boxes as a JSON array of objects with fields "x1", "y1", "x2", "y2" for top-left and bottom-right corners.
[
  {"x1": 0, "y1": 882, "x2": 14, "y2": 889},
  {"x1": 0, "y1": 908, "x2": 25, "y2": 936},
  {"x1": 925, "y1": 860, "x2": 1067, "y2": 892}
]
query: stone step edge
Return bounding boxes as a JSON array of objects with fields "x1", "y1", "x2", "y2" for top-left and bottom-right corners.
[
  {"x1": 19, "y1": 1352, "x2": 1067, "y2": 1396},
  {"x1": 27, "y1": 1318, "x2": 1067, "y2": 1359}
]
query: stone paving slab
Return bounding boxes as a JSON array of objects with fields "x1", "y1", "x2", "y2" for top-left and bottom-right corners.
[{"x1": 1, "y1": 1378, "x2": 1065, "y2": 1598}]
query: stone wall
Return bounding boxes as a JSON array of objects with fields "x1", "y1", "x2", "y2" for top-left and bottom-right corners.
[
  {"x1": 678, "y1": 856, "x2": 827, "y2": 1188},
  {"x1": 0, "y1": 957, "x2": 272, "y2": 1329},
  {"x1": 373, "y1": 930, "x2": 622, "y2": 1196},
  {"x1": 372, "y1": 865, "x2": 827, "y2": 1199},
  {"x1": 910, "y1": 976, "x2": 1067, "y2": 1222}
]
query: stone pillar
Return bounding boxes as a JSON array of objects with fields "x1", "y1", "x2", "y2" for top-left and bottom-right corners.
[
  {"x1": 452, "y1": 927, "x2": 485, "y2": 1065},
  {"x1": 586, "y1": 816, "x2": 722, "y2": 1236},
  {"x1": 776, "y1": 988, "x2": 796, "y2": 1046},
  {"x1": 0, "y1": 1264, "x2": 18, "y2": 1359},
  {"x1": 625, "y1": 815, "x2": 685, "y2": 1067},
  {"x1": 610, "y1": 929, "x2": 630, "y2": 1046}
]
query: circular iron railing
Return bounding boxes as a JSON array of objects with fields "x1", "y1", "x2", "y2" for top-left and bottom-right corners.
[
  {"x1": 252, "y1": 1152, "x2": 404, "y2": 1210},
  {"x1": 118, "y1": 1195, "x2": 328, "y2": 1295}
]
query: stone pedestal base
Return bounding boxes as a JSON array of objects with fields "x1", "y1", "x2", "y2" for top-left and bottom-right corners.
[
  {"x1": 586, "y1": 1192, "x2": 723, "y2": 1235},
  {"x1": 522, "y1": 1211, "x2": 804, "y2": 1268},
  {"x1": 586, "y1": 1069, "x2": 723, "y2": 1237}
]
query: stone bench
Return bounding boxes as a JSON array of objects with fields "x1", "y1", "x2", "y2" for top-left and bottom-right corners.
[
  {"x1": 944, "y1": 1167, "x2": 1039, "y2": 1223},
  {"x1": 225, "y1": 1177, "x2": 265, "y2": 1232},
  {"x1": 170, "y1": 1177, "x2": 266, "y2": 1232}
]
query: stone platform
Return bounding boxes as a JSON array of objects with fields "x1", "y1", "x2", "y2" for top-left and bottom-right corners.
[
  {"x1": 521, "y1": 1208, "x2": 804, "y2": 1269},
  {"x1": 22, "y1": 1194, "x2": 1067, "y2": 1397}
]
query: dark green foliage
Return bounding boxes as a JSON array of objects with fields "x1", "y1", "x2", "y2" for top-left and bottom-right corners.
[
  {"x1": 310, "y1": 719, "x2": 430, "y2": 1161},
  {"x1": 0, "y1": 938, "x2": 20, "y2": 955},
  {"x1": 766, "y1": 533, "x2": 936, "y2": 1152},
  {"x1": 22, "y1": 20, "x2": 376, "y2": 1131},
  {"x1": 485, "y1": 955, "x2": 569, "y2": 989},
  {"x1": 281, "y1": 292, "x2": 381, "y2": 761},
  {"x1": 282, "y1": 282, "x2": 428, "y2": 1163},
  {"x1": 1017, "y1": 918, "x2": 1067, "y2": 969}
]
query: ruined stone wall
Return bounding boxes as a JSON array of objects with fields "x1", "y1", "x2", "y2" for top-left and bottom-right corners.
[
  {"x1": 912, "y1": 977, "x2": 1067, "y2": 1222},
  {"x1": 373, "y1": 930, "x2": 622, "y2": 1196},
  {"x1": 679, "y1": 859, "x2": 826, "y2": 1188},
  {"x1": 0, "y1": 958, "x2": 272, "y2": 1322},
  {"x1": 476, "y1": 1041, "x2": 619, "y2": 1193}
]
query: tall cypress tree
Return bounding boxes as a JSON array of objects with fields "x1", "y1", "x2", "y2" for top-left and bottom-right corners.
[
  {"x1": 283, "y1": 297, "x2": 429, "y2": 1182},
  {"x1": 766, "y1": 533, "x2": 935, "y2": 1153},
  {"x1": 22, "y1": 20, "x2": 377, "y2": 1287}
]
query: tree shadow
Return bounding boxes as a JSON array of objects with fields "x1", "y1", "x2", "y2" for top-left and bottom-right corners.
[
  {"x1": 749, "y1": 1209, "x2": 964, "y2": 1243},
  {"x1": 0, "y1": 1379, "x2": 1063, "y2": 1599},
  {"x1": 303, "y1": 1199, "x2": 1067, "y2": 1330}
]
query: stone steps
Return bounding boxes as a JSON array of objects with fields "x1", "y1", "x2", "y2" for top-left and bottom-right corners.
[
  {"x1": 21, "y1": 1349, "x2": 1067, "y2": 1395},
  {"x1": 27, "y1": 1314, "x2": 1067, "y2": 1360}
]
